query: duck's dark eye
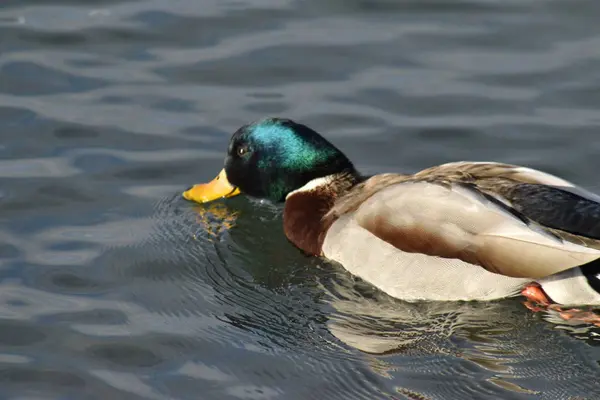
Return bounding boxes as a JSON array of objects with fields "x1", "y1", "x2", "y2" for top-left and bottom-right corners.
[{"x1": 237, "y1": 146, "x2": 249, "y2": 157}]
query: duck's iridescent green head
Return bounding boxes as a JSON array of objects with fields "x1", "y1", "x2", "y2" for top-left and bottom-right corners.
[{"x1": 184, "y1": 118, "x2": 355, "y2": 203}]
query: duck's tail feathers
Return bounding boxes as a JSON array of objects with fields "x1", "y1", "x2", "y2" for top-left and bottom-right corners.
[{"x1": 539, "y1": 257, "x2": 600, "y2": 306}]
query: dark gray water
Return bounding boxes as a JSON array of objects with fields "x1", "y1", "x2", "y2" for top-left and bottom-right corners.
[{"x1": 2, "y1": 0, "x2": 600, "y2": 399}]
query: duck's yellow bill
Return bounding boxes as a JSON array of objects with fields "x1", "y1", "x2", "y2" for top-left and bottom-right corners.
[{"x1": 183, "y1": 169, "x2": 241, "y2": 203}]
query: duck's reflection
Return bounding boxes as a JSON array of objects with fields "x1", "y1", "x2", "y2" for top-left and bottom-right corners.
[
  {"x1": 319, "y1": 268, "x2": 600, "y2": 397},
  {"x1": 319, "y1": 269, "x2": 518, "y2": 355},
  {"x1": 190, "y1": 202, "x2": 239, "y2": 240}
]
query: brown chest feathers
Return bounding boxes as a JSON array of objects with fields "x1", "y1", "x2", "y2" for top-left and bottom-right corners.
[
  {"x1": 283, "y1": 190, "x2": 337, "y2": 256},
  {"x1": 283, "y1": 174, "x2": 358, "y2": 256}
]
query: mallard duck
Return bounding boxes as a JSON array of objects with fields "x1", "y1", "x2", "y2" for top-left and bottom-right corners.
[{"x1": 183, "y1": 117, "x2": 600, "y2": 312}]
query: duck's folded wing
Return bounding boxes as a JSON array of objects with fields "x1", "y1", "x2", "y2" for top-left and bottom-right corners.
[
  {"x1": 353, "y1": 181, "x2": 600, "y2": 279},
  {"x1": 499, "y1": 183, "x2": 600, "y2": 240}
]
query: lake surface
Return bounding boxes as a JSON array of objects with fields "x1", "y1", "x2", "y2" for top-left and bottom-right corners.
[{"x1": 2, "y1": 0, "x2": 600, "y2": 398}]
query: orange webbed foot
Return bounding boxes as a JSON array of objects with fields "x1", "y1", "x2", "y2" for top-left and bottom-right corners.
[{"x1": 522, "y1": 283, "x2": 600, "y2": 327}]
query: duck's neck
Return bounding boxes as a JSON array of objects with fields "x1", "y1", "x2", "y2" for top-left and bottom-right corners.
[{"x1": 283, "y1": 171, "x2": 360, "y2": 256}]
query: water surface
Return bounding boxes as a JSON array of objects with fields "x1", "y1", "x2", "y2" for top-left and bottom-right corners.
[{"x1": 2, "y1": 0, "x2": 600, "y2": 399}]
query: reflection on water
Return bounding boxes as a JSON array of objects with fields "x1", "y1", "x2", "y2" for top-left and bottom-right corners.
[
  {"x1": 321, "y1": 269, "x2": 600, "y2": 398},
  {"x1": 3, "y1": 0, "x2": 600, "y2": 398},
  {"x1": 191, "y1": 202, "x2": 239, "y2": 240}
]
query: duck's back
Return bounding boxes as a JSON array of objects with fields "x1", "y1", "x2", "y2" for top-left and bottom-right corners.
[{"x1": 321, "y1": 162, "x2": 600, "y2": 304}]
